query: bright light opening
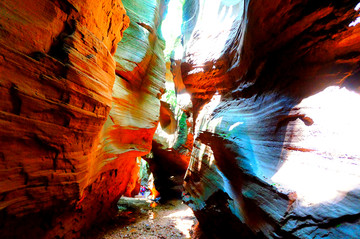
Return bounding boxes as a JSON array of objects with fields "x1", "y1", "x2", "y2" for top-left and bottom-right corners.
[
  {"x1": 177, "y1": 92, "x2": 192, "y2": 109},
  {"x1": 161, "y1": 0, "x2": 185, "y2": 60},
  {"x1": 272, "y1": 86, "x2": 360, "y2": 207},
  {"x1": 195, "y1": 93, "x2": 222, "y2": 137},
  {"x1": 186, "y1": 0, "x2": 244, "y2": 65}
]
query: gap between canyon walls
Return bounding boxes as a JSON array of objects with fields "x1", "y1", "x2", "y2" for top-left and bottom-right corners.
[
  {"x1": 143, "y1": 0, "x2": 195, "y2": 200},
  {"x1": 113, "y1": 0, "x2": 194, "y2": 201}
]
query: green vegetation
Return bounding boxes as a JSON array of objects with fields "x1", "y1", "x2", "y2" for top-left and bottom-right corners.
[
  {"x1": 164, "y1": 88, "x2": 177, "y2": 110},
  {"x1": 174, "y1": 112, "x2": 188, "y2": 150}
]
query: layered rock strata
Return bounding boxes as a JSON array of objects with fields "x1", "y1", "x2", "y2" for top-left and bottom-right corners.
[
  {"x1": 145, "y1": 60, "x2": 193, "y2": 198},
  {"x1": 181, "y1": 0, "x2": 360, "y2": 238},
  {"x1": 0, "y1": 0, "x2": 165, "y2": 238},
  {"x1": 112, "y1": 0, "x2": 167, "y2": 198},
  {"x1": 148, "y1": 98, "x2": 193, "y2": 198}
]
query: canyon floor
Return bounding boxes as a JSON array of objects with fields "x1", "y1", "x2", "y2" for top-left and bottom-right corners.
[{"x1": 87, "y1": 197, "x2": 198, "y2": 239}]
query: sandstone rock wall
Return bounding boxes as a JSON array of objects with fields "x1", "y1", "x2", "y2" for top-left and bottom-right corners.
[
  {"x1": 0, "y1": 0, "x2": 165, "y2": 238},
  {"x1": 145, "y1": 58, "x2": 194, "y2": 199},
  {"x1": 109, "y1": 0, "x2": 167, "y2": 197},
  {"x1": 181, "y1": 0, "x2": 360, "y2": 238}
]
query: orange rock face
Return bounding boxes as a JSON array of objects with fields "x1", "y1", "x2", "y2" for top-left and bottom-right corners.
[
  {"x1": 0, "y1": 0, "x2": 167, "y2": 236},
  {"x1": 0, "y1": 0, "x2": 164, "y2": 238}
]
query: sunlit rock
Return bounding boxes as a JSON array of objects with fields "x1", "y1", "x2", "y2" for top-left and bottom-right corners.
[
  {"x1": 0, "y1": 0, "x2": 165, "y2": 237},
  {"x1": 0, "y1": 0, "x2": 129, "y2": 237},
  {"x1": 1, "y1": 0, "x2": 359, "y2": 238},
  {"x1": 97, "y1": 0, "x2": 167, "y2": 201},
  {"x1": 182, "y1": 0, "x2": 360, "y2": 238},
  {"x1": 146, "y1": 64, "x2": 193, "y2": 199}
]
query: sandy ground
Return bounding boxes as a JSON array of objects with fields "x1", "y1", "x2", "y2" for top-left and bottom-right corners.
[{"x1": 87, "y1": 197, "x2": 198, "y2": 239}]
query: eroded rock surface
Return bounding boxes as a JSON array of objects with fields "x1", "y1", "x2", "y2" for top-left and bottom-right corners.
[
  {"x1": 99, "y1": 0, "x2": 167, "y2": 200},
  {"x1": 0, "y1": 0, "x2": 165, "y2": 238},
  {"x1": 1, "y1": 0, "x2": 360, "y2": 238},
  {"x1": 181, "y1": 0, "x2": 360, "y2": 238},
  {"x1": 145, "y1": 59, "x2": 194, "y2": 199},
  {"x1": 110, "y1": 0, "x2": 167, "y2": 198},
  {"x1": 148, "y1": 105, "x2": 193, "y2": 198}
]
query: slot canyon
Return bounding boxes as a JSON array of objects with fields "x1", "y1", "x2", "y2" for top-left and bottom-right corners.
[{"x1": 1, "y1": 0, "x2": 360, "y2": 238}]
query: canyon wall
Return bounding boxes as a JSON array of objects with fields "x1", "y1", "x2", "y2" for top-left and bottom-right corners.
[
  {"x1": 148, "y1": 90, "x2": 193, "y2": 198},
  {"x1": 181, "y1": 0, "x2": 360, "y2": 238},
  {"x1": 0, "y1": 0, "x2": 165, "y2": 238},
  {"x1": 103, "y1": 0, "x2": 166, "y2": 198}
]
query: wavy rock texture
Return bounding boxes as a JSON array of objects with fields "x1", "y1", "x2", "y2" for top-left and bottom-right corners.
[
  {"x1": 110, "y1": 0, "x2": 165, "y2": 158},
  {"x1": 0, "y1": 0, "x2": 129, "y2": 237},
  {"x1": 148, "y1": 99, "x2": 193, "y2": 198},
  {"x1": 181, "y1": 0, "x2": 360, "y2": 238},
  {"x1": 0, "y1": 0, "x2": 165, "y2": 238},
  {"x1": 144, "y1": 58, "x2": 194, "y2": 198},
  {"x1": 116, "y1": 0, "x2": 194, "y2": 198},
  {"x1": 110, "y1": 0, "x2": 166, "y2": 196}
]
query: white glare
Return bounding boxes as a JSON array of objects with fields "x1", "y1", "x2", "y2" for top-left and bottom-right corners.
[
  {"x1": 165, "y1": 207, "x2": 195, "y2": 238},
  {"x1": 177, "y1": 92, "x2": 192, "y2": 109},
  {"x1": 272, "y1": 86, "x2": 360, "y2": 206},
  {"x1": 186, "y1": 0, "x2": 244, "y2": 65},
  {"x1": 349, "y1": 17, "x2": 360, "y2": 27},
  {"x1": 161, "y1": 0, "x2": 184, "y2": 59},
  {"x1": 195, "y1": 93, "x2": 222, "y2": 137},
  {"x1": 349, "y1": 2, "x2": 360, "y2": 27},
  {"x1": 355, "y1": 2, "x2": 360, "y2": 11},
  {"x1": 229, "y1": 122, "x2": 243, "y2": 131}
]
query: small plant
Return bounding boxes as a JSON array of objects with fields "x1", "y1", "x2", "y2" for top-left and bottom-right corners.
[{"x1": 164, "y1": 88, "x2": 177, "y2": 110}]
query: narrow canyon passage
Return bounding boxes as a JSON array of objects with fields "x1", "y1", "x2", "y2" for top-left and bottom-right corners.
[
  {"x1": 1, "y1": 0, "x2": 360, "y2": 239},
  {"x1": 87, "y1": 197, "x2": 198, "y2": 239}
]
